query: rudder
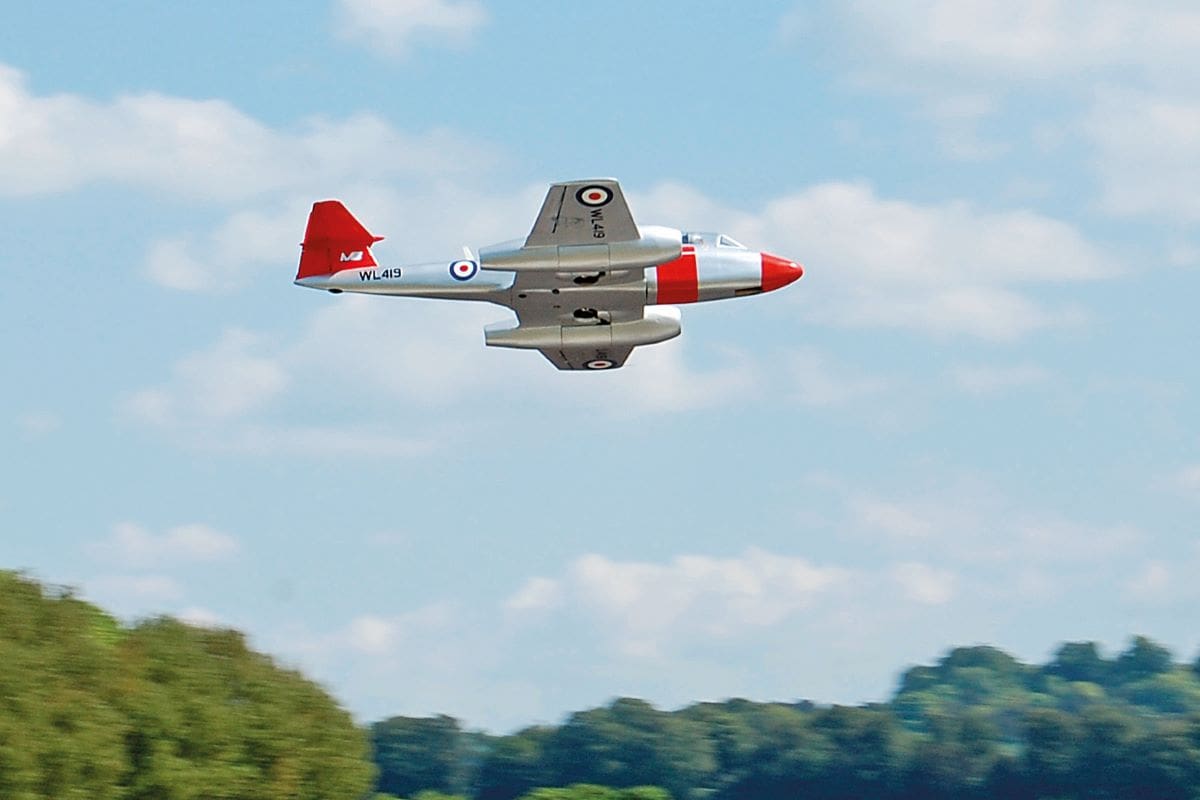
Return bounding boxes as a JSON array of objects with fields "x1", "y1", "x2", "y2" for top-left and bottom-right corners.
[{"x1": 296, "y1": 200, "x2": 384, "y2": 280}]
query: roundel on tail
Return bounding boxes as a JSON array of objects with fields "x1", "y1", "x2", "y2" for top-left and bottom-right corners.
[
  {"x1": 449, "y1": 259, "x2": 478, "y2": 281},
  {"x1": 576, "y1": 185, "x2": 613, "y2": 207}
]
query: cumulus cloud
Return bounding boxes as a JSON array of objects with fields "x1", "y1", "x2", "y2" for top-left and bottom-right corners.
[
  {"x1": 891, "y1": 562, "x2": 957, "y2": 605},
  {"x1": 831, "y1": 0, "x2": 1200, "y2": 82},
  {"x1": 741, "y1": 182, "x2": 1111, "y2": 340},
  {"x1": 836, "y1": 480, "x2": 1145, "y2": 568},
  {"x1": 119, "y1": 324, "x2": 437, "y2": 455},
  {"x1": 1123, "y1": 560, "x2": 1173, "y2": 603},
  {"x1": 803, "y1": 2, "x2": 1200, "y2": 179},
  {"x1": 1087, "y1": 89, "x2": 1200, "y2": 222},
  {"x1": 289, "y1": 604, "x2": 458, "y2": 658},
  {"x1": 506, "y1": 549, "x2": 853, "y2": 658},
  {"x1": 851, "y1": 497, "x2": 937, "y2": 540},
  {"x1": 0, "y1": 64, "x2": 488, "y2": 202},
  {"x1": 93, "y1": 522, "x2": 240, "y2": 567},
  {"x1": 336, "y1": 0, "x2": 488, "y2": 58},
  {"x1": 125, "y1": 328, "x2": 288, "y2": 425},
  {"x1": 505, "y1": 576, "x2": 563, "y2": 614}
]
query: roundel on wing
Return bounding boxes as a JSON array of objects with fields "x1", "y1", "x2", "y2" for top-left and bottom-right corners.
[
  {"x1": 449, "y1": 259, "x2": 478, "y2": 281},
  {"x1": 585, "y1": 358, "x2": 615, "y2": 370},
  {"x1": 576, "y1": 185, "x2": 613, "y2": 207}
]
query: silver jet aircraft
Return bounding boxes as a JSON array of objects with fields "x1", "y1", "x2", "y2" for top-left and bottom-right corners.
[{"x1": 294, "y1": 179, "x2": 803, "y2": 370}]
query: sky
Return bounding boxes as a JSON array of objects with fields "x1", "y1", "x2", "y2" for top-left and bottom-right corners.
[{"x1": 1, "y1": 0, "x2": 1199, "y2": 732}]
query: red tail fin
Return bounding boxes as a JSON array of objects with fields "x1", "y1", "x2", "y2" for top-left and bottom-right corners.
[{"x1": 296, "y1": 200, "x2": 384, "y2": 280}]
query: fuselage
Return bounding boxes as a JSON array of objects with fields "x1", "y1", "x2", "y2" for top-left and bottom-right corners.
[{"x1": 295, "y1": 231, "x2": 803, "y2": 309}]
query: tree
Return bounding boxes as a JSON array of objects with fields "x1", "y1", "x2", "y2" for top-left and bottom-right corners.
[
  {"x1": 542, "y1": 699, "x2": 714, "y2": 800},
  {"x1": 0, "y1": 571, "x2": 376, "y2": 800},
  {"x1": 475, "y1": 727, "x2": 554, "y2": 800},
  {"x1": 1046, "y1": 641, "x2": 1111, "y2": 685},
  {"x1": 372, "y1": 715, "x2": 466, "y2": 798},
  {"x1": 1115, "y1": 636, "x2": 1173, "y2": 683}
]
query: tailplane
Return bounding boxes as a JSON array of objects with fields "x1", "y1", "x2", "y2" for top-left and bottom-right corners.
[{"x1": 296, "y1": 200, "x2": 384, "y2": 280}]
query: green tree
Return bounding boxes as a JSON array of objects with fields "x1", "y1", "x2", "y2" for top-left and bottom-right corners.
[
  {"x1": 0, "y1": 571, "x2": 376, "y2": 800},
  {"x1": 543, "y1": 699, "x2": 715, "y2": 800},
  {"x1": 1022, "y1": 708, "x2": 1081, "y2": 799},
  {"x1": 1115, "y1": 636, "x2": 1173, "y2": 683},
  {"x1": 116, "y1": 618, "x2": 375, "y2": 800},
  {"x1": 1045, "y1": 641, "x2": 1112, "y2": 685},
  {"x1": 475, "y1": 727, "x2": 554, "y2": 800},
  {"x1": 372, "y1": 715, "x2": 466, "y2": 798}
]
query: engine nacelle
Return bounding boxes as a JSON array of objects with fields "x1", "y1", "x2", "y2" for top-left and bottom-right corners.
[
  {"x1": 479, "y1": 226, "x2": 682, "y2": 273},
  {"x1": 484, "y1": 306, "x2": 682, "y2": 350}
]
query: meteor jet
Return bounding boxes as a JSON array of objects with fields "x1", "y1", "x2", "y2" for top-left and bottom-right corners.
[{"x1": 294, "y1": 179, "x2": 803, "y2": 370}]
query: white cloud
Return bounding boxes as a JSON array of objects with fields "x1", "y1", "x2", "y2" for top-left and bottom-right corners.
[
  {"x1": 751, "y1": 182, "x2": 1111, "y2": 340},
  {"x1": 1123, "y1": 560, "x2": 1173, "y2": 603},
  {"x1": 124, "y1": 328, "x2": 288, "y2": 425},
  {"x1": 951, "y1": 363, "x2": 1049, "y2": 394},
  {"x1": 512, "y1": 549, "x2": 853, "y2": 658},
  {"x1": 1087, "y1": 89, "x2": 1200, "y2": 222},
  {"x1": 505, "y1": 577, "x2": 562, "y2": 614},
  {"x1": 838, "y1": 480, "x2": 1145, "y2": 568},
  {"x1": 94, "y1": 522, "x2": 240, "y2": 567},
  {"x1": 812, "y1": 2, "x2": 1200, "y2": 174},
  {"x1": 336, "y1": 0, "x2": 488, "y2": 58},
  {"x1": 636, "y1": 180, "x2": 1112, "y2": 341},
  {"x1": 851, "y1": 497, "x2": 936, "y2": 540},
  {"x1": 144, "y1": 202, "x2": 313, "y2": 291},
  {"x1": 300, "y1": 604, "x2": 457, "y2": 657},
  {"x1": 0, "y1": 64, "x2": 488, "y2": 202},
  {"x1": 891, "y1": 562, "x2": 957, "y2": 605},
  {"x1": 835, "y1": 0, "x2": 1200, "y2": 82}
]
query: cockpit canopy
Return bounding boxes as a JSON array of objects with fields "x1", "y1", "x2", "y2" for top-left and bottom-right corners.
[{"x1": 681, "y1": 231, "x2": 747, "y2": 250}]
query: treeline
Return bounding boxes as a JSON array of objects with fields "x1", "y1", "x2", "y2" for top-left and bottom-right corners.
[
  {"x1": 8, "y1": 568, "x2": 1200, "y2": 799},
  {"x1": 374, "y1": 637, "x2": 1200, "y2": 800},
  {"x1": 0, "y1": 571, "x2": 374, "y2": 798}
]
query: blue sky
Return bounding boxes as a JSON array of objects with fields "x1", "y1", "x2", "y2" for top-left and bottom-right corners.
[{"x1": 2, "y1": 0, "x2": 1199, "y2": 731}]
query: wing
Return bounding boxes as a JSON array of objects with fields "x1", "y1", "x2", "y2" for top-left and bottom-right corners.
[
  {"x1": 525, "y1": 179, "x2": 640, "y2": 247},
  {"x1": 485, "y1": 273, "x2": 681, "y2": 371},
  {"x1": 537, "y1": 345, "x2": 634, "y2": 371}
]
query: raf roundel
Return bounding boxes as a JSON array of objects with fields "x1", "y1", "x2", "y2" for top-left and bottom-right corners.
[
  {"x1": 576, "y1": 185, "x2": 613, "y2": 207},
  {"x1": 449, "y1": 259, "x2": 478, "y2": 281},
  {"x1": 585, "y1": 359, "x2": 615, "y2": 370}
]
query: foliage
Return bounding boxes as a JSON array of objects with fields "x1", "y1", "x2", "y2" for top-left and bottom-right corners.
[
  {"x1": 0, "y1": 571, "x2": 374, "y2": 799},
  {"x1": 376, "y1": 638, "x2": 1200, "y2": 800}
]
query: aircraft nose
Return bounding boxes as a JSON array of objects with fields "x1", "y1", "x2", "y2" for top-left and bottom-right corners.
[{"x1": 761, "y1": 252, "x2": 804, "y2": 292}]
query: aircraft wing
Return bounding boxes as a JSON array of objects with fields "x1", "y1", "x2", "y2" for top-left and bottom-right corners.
[
  {"x1": 483, "y1": 269, "x2": 679, "y2": 371},
  {"x1": 525, "y1": 179, "x2": 640, "y2": 247},
  {"x1": 536, "y1": 344, "x2": 635, "y2": 371}
]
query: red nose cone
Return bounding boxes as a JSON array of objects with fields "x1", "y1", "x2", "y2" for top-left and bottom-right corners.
[{"x1": 760, "y1": 252, "x2": 804, "y2": 293}]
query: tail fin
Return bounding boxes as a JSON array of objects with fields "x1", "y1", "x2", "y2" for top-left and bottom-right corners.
[{"x1": 296, "y1": 200, "x2": 385, "y2": 280}]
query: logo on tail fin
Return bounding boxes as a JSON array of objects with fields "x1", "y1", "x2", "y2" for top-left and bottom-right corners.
[{"x1": 340, "y1": 251, "x2": 364, "y2": 262}]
